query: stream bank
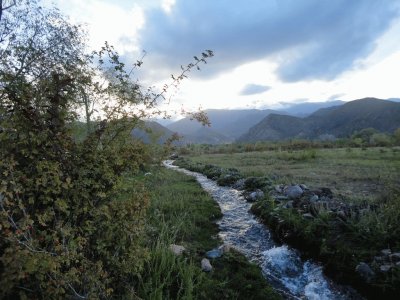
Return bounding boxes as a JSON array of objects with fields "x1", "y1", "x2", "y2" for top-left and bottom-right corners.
[
  {"x1": 171, "y1": 157, "x2": 400, "y2": 299},
  {"x1": 165, "y1": 160, "x2": 362, "y2": 299}
]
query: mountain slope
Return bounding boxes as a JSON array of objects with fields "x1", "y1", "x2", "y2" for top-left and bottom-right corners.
[
  {"x1": 166, "y1": 109, "x2": 281, "y2": 143},
  {"x1": 238, "y1": 98, "x2": 400, "y2": 142},
  {"x1": 276, "y1": 100, "x2": 345, "y2": 117},
  {"x1": 131, "y1": 121, "x2": 179, "y2": 144}
]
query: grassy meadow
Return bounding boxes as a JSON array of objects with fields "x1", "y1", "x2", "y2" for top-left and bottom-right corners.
[
  {"x1": 174, "y1": 145, "x2": 400, "y2": 298},
  {"x1": 184, "y1": 146, "x2": 400, "y2": 201}
]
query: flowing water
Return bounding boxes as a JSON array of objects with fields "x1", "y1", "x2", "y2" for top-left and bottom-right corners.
[{"x1": 164, "y1": 161, "x2": 361, "y2": 300}]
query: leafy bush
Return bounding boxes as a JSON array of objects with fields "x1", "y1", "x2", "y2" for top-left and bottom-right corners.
[
  {"x1": 0, "y1": 2, "x2": 158, "y2": 298},
  {"x1": 244, "y1": 177, "x2": 271, "y2": 191}
]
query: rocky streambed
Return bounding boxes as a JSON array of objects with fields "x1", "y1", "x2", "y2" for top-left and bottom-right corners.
[{"x1": 164, "y1": 160, "x2": 362, "y2": 299}]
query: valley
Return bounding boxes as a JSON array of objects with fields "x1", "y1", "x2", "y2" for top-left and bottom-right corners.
[{"x1": 134, "y1": 98, "x2": 400, "y2": 145}]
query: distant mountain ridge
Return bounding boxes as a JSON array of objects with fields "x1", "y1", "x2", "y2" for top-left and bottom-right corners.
[
  {"x1": 276, "y1": 100, "x2": 345, "y2": 117},
  {"x1": 166, "y1": 109, "x2": 282, "y2": 144},
  {"x1": 238, "y1": 98, "x2": 400, "y2": 142},
  {"x1": 131, "y1": 121, "x2": 179, "y2": 145}
]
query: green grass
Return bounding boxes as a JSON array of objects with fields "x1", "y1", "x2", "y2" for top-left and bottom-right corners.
[
  {"x1": 184, "y1": 147, "x2": 400, "y2": 200},
  {"x1": 133, "y1": 168, "x2": 281, "y2": 300}
]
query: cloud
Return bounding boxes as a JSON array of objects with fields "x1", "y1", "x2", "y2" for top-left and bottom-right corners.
[
  {"x1": 327, "y1": 93, "x2": 345, "y2": 101},
  {"x1": 240, "y1": 84, "x2": 271, "y2": 95},
  {"x1": 138, "y1": 0, "x2": 400, "y2": 82},
  {"x1": 279, "y1": 98, "x2": 309, "y2": 106}
]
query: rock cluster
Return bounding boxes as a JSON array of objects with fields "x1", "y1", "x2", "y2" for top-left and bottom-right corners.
[
  {"x1": 356, "y1": 249, "x2": 400, "y2": 282},
  {"x1": 269, "y1": 184, "x2": 376, "y2": 221},
  {"x1": 170, "y1": 243, "x2": 232, "y2": 272},
  {"x1": 243, "y1": 189, "x2": 265, "y2": 202},
  {"x1": 202, "y1": 244, "x2": 232, "y2": 272},
  {"x1": 373, "y1": 249, "x2": 400, "y2": 273}
]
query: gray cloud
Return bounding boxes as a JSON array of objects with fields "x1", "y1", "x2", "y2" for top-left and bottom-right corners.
[
  {"x1": 279, "y1": 98, "x2": 309, "y2": 106},
  {"x1": 137, "y1": 0, "x2": 400, "y2": 82},
  {"x1": 327, "y1": 93, "x2": 345, "y2": 101},
  {"x1": 240, "y1": 84, "x2": 271, "y2": 95}
]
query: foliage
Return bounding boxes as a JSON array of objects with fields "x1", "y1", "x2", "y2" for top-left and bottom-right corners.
[
  {"x1": 394, "y1": 128, "x2": 400, "y2": 145},
  {"x1": 0, "y1": 2, "x2": 149, "y2": 298},
  {"x1": 0, "y1": 1, "x2": 213, "y2": 298}
]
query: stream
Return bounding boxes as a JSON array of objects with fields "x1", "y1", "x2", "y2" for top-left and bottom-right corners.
[{"x1": 164, "y1": 160, "x2": 361, "y2": 300}]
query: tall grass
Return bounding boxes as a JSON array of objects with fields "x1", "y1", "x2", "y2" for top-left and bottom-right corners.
[
  {"x1": 138, "y1": 223, "x2": 201, "y2": 300},
  {"x1": 276, "y1": 149, "x2": 317, "y2": 161}
]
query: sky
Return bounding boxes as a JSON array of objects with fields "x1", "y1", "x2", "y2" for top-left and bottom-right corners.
[{"x1": 46, "y1": 0, "x2": 400, "y2": 113}]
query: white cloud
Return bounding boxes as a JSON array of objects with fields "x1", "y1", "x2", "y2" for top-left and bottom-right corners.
[
  {"x1": 47, "y1": 0, "x2": 145, "y2": 53},
  {"x1": 46, "y1": 0, "x2": 400, "y2": 113},
  {"x1": 162, "y1": 0, "x2": 176, "y2": 14}
]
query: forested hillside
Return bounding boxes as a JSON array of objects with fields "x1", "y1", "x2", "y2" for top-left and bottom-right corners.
[{"x1": 238, "y1": 98, "x2": 400, "y2": 142}]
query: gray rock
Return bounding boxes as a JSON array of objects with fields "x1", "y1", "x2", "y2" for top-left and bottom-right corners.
[
  {"x1": 284, "y1": 185, "x2": 303, "y2": 199},
  {"x1": 336, "y1": 210, "x2": 346, "y2": 220},
  {"x1": 206, "y1": 248, "x2": 223, "y2": 259},
  {"x1": 275, "y1": 185, "x2": 283, "y2": 193},
  {"x1": 380, "y1": 264, "x2": 392, "y2": 273},
  {"x1": 302, "y1": 213, "x2": 314, "y2": 220},
  {"x1": 201, "y1": 258, "x2": 212, "y2": 272},
  {"x1": 299, "y1": 184, "x2": 308, "y2": 191},
  {"x1": 232, "y1": 179, "x2": 246, "y2": 190},
  {"x1": 170, "y1": 244, "x2": 185, "y2": 256},
  {"x1": 356, "y1": 262, "x2": 375, "y2": 282},
  {"x1": 320, "y1": 196, "x2": 332, "y2": 202},
  {"x1": 381, "y1": 249, "x2": 392, "y2": 256},
  {"x1": 310, "y1": 195, "x2": 319, "y2": 202},
  {"x1": 390, "y1": 252, "x2": 400, "y2": 262},
  {"x1": 219, "y1": 244, "x2": 232, "y2": 254},
  {"x1": 246, "y1": 189, "x2": 264, "y2": 202}
]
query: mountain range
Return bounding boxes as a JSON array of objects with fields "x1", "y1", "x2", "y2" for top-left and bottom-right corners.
[
  {"x1": 166, "y1": 109, "x2": 282, "y2": 144},
  {"x1": 276, "y1": 100, "x2": 345, "y2": 117},
  {"x1": 131, "y1": 121, "x2": 179, "y2": 144},
  {"x1": 132, "y1": 98, "x2": 400, "y2": 144},
  {"x1": 238, "y1": 98, "x2": 400, "y2": 142}
]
